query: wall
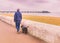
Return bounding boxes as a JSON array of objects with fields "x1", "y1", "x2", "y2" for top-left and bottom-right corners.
[{"x1": 0, "y1": 15, "x2": 60, "y2": 43}]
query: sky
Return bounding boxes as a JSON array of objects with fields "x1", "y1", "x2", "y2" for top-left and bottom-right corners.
[{"x1": 0, "y1": 0, "x2": 60, "y2": 12}]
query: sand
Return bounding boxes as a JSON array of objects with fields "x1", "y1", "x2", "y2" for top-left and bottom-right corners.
[{"x1": 1, "y1": 14, "x2": 60, "y2": 26}]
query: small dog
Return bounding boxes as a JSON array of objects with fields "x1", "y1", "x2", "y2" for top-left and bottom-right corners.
[{"x1": 21, "y1": 25, "x2": 28, "y2": 34}]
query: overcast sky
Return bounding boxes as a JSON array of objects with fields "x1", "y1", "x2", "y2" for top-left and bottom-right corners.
[{"x1": 0, "y1": 0, "x2": 60, "y2": 12}]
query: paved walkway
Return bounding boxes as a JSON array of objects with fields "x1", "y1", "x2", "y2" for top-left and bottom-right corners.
[{"x1": 0, "y1": 20, "x2": 46, "y2": 43}]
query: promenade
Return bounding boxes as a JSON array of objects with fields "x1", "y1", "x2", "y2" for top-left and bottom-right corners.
[{"x1": 0, "y1": 20, "x2": 46, "y2": 43}]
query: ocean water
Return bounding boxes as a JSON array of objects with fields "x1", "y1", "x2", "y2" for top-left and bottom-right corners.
[
  {"x1": 0, "y1": 12, "x2": 60, "y2": 17},
  {"x1": 22, "y1": 12, "x2": 60, "y2": 17}
]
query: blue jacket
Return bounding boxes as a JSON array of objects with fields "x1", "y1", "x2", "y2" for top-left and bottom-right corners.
[{"x1": 14, "y1": 11, "x2": 22, "y2": 22}]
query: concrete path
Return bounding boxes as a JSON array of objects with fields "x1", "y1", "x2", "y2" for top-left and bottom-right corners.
[{"x1": 0, "y1": 20, "x2": 46, "y2": 43}]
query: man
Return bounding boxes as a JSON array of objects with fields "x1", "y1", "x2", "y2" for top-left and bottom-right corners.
[{"x1": 14, "y1": 9, "x2": 22, "y2": 33}]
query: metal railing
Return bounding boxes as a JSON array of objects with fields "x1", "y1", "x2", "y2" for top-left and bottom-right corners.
[{"x1": 0, "y1": 11, "x2": 50, "y2": 13}]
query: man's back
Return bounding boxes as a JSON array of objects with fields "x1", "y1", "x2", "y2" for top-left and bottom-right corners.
[
  {"x1": 15, "y1": 12, "x2": 22, "y2": 20},
  {"x1": 14, "y1": 10, "x2": 22, "y2": 22}
]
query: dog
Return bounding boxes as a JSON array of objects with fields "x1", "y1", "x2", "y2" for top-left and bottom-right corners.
[{"x1": 21, "y1": 25, "x2": 28, "y2": 34}]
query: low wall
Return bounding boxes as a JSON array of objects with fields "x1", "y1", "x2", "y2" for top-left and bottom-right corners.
[{"x1": 0, "y1": 15, "x2": 60, "y2": 43}]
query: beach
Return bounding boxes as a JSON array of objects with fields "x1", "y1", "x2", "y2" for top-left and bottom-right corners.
[{"x1": 1, "y1": 13, "x2": 60, "y2": 26}]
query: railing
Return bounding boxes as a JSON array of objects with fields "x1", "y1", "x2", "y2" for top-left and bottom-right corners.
[{"x1": 0, "y1": 11, "x2": 50, "y2": 13}]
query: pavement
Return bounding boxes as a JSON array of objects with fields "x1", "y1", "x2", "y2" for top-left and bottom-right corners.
[{"x1": 0, "y1": 20, "x2": 46, "y2": 43}]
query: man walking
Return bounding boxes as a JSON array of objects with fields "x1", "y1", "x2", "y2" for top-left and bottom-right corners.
[{"x1": 14, "y1": 9, "x2": 22, "y2": 33}]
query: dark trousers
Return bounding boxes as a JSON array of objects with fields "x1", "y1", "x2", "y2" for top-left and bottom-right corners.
[{"x1": 15, "y1": 20, "x2": 21, "y2": 32}]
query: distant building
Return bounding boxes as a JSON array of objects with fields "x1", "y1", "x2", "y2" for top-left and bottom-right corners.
[{"x1": 41, "y1": 11, "x2": 50, "y2": 13}]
